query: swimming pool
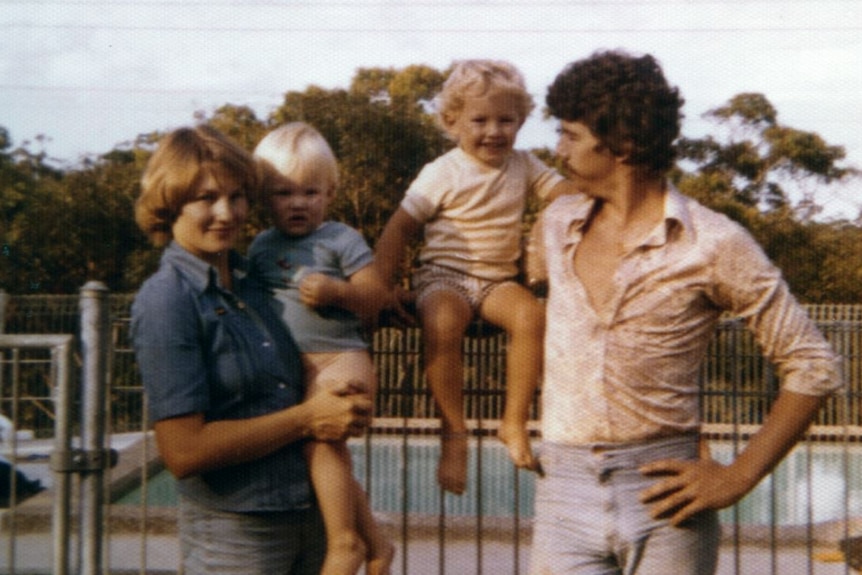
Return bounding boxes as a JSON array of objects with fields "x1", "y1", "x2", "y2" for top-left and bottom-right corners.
[
  {"x1": 114, "y1": 437, "x2": 534, "y2": 517},
  {"x1": 115, "y1": 438, "x2": 862, "y2": 526},
  {"x1": 712, "y1": 441, "x2": 862, "y2": 525}
]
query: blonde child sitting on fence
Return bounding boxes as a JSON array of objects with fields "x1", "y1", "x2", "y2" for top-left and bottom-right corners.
[{"x1": 374, "y1": 59, "x2": 575, "y2": 494}]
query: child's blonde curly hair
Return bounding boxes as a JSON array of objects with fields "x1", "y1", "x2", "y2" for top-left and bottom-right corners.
[{"x1": 435, "y1": 59, "x2": 535, "y2": 139}]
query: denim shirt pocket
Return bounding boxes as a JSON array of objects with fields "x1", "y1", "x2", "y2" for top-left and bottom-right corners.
[{"x1": 196, "y1": 294, "x2": 260, "y2": 413}]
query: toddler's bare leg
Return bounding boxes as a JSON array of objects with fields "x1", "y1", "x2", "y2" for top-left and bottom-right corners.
[
  {"x1": 306, "y1": 440, "x2": 365, "y2": 575},
  {"x1": 304, "y1": 352, "x2": 383, "y2": 574},
  {"x1": 347, "y1": 477, "x2": 395, "y2": 575},
  {"x1": 419, "y1": 290, "x2": 473, "y2": 494},
  {"x1": 481, "y1": 283, "x2": 544, "y2": 472}
]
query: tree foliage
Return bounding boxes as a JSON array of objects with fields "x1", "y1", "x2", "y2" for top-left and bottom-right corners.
[
  {"x1": 673, "y1": 93, "x2": 860, "y2": 301},
  {"x1": 676, "y1": 93, "x2": 856, "y2": 215},
  {"x1": 1, "y1": 142, "x2": 151, "y2": 293},
  {"x1": 1, "y1": 75, "x2": 860, "y2": 303}
]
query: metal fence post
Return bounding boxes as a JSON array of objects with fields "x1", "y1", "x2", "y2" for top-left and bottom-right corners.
[{"x1": 78, "y1": 281, "x2": 112, "y2": 575}]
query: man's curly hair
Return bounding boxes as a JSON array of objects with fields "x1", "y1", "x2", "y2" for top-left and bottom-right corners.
[{"x1": 546, "y1": 50, "x2": 684, "y2": 177}]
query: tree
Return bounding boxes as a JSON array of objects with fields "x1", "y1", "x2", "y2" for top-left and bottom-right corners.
[
  {"x1": 350, "y1": 64, "x2": 445, "y2": 110},
  {"x1": 812, "y1": 221, "x2": 862, "y2": 302},
  {"x1": 387, "y1": 65, "x2": 447, "y2": 114},
  {"x1": 2, "y1": 146, "x2": 150, "y2": 293},
  {"x1": 350, "y1": 67, "x2": 397, "y2": 101},
  {"x1": 673, "y1": 93, "x2": 862, "y2": 303},
  {"x1": 1, "y1": 129, "x2": 62, "y2": 233},
  {"x1": 0, "y1": 127, "x2": 30, "y2": 241},
  {"x1": 0, "y1": 129, "x2": 69, "y2": 292},
  {"x1": 677, "y1": 93, "x2": 857, "y2": 216},
  {"x1": 197, "y1": 104, "x2": 268, "y2": 153}
]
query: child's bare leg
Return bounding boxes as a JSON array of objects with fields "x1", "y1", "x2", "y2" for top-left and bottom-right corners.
[
  {"x1": 306, "y1": 440, "x2": 365, "y2": 575},
  {"x1": 419, "y1": 290, "x2": 473, "y2": 494},
  {"x1": 438, "y1": 422, "x2": 469, "y2": 495},
  {"x1": 303, "y1": 352, "x2": 390, "y2": 574},
  {"x1": 481, "y1": 283, "x2": 544, "y2": 472},
  {"x1": 347, "y1": 477, "x2": 394, "y2": 575}
]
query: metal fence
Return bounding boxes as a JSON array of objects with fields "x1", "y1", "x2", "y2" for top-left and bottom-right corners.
[
  {"x1": 3, "y1": 293, "x2": 861, "y2": 434},
  {"x1": 1, "y1": 290, "x2": 862, "y2": 574}
]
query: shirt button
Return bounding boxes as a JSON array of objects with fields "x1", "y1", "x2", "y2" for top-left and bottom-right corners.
[
  {"x1": 262, "y1": 341, "x2": 271, "y2": 347},
  {"x1": 278, "y1": 383, "x2": 287, "y2": 389}
]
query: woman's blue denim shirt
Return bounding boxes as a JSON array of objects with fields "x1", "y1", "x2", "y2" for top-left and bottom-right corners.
[{"x1": 131, "y1": 242, "x2": 312, "y2": 513}]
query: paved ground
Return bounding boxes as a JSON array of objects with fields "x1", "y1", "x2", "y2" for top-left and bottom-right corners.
[{"x1": 0, "y1": 530, "x2": 855, "y2": 575}]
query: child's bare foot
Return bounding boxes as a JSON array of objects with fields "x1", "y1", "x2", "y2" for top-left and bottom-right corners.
[
  {"x1": 321, "y1": 532, "x2": 365, "y2": 575},
  {"x1": 498, "y1": 420, "x2": 540, "y2": 473},
  {"x1": 366, "y1": 539, "x2": 395, "y2": 575},
  {"x1": 438, "y1": 431, "x2": 468, "y2": 494}
]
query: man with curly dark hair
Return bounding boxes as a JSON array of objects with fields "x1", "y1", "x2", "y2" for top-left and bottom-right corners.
[
  {"x1": 527, "y1": 50, "x2": 842, "y2": 574},
  {"x1": 545, "y1": 51, "x2": 683, "y2": 179}
]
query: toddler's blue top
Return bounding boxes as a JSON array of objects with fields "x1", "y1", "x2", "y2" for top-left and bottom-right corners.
[{"x1": 249, "y1": 222, "x2": 373, "y2": 353}]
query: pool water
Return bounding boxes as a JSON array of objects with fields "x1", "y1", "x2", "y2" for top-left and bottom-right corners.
[
  {"x1": 712, "y1": 441, "x2": 862, "y2": 525},
  {"x1": 115, "y1": 437, "x2": 534, "y2": 517},
  {"x1": 115, "y1": 438, "x2": 862, "y2": 526}
]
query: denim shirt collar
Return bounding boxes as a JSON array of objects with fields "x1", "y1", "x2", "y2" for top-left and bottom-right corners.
[{"x1": 162, "y1": 241, "x2": 248, "y2": 294}]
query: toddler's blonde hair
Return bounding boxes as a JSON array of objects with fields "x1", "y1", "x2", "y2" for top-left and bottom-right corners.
[
  {"x1": 254, "y1": 122, "x2": 338, "y2": 197},
  {"x1": 436, "y1": 59, "x2": 535, "y2": 138}
]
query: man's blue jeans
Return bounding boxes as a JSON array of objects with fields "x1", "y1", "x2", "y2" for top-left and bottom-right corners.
[{"x1": 530, "y1": 435, "x2": 720, "y2": 575}]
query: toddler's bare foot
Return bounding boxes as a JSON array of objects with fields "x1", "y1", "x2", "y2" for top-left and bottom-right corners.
[
  {"x1": 366, "y1": 539, "x2": 395, "y2": 575},
  {"x1": 438, "y1": 431, "x2": 468, "y2": 494},
  {"x1": 498, "y1": 420, "x2": 539, "y2": 473},
  {"x1": 321, "y1": 532, "x2": 365, "y2": 575}
]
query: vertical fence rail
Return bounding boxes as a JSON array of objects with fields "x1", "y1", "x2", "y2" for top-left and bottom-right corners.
[
  {"x1": 0, "y1": 289, "x2": 8, "y2": 333},
  {"x1": 51, "y1": 335, "x2": 75, "y2": 575},
  {"x1": 3, "y1": 346, "x2": 20, "y2": 575}
]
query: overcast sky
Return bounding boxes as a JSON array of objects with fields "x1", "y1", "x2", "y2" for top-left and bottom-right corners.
[{"x1": 2, "y1": 0, "x2": 861, "y2": 217}]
